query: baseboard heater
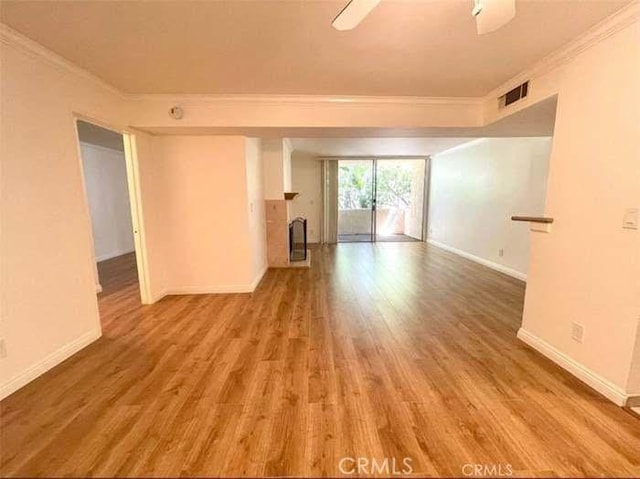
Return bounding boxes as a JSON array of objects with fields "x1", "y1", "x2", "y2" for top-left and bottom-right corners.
[{"x1": 289, "y1": 217, "x2": 307, "y2": 261}]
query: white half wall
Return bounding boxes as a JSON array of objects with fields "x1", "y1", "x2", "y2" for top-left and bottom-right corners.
[
  {"x1": 80, "y1": 142, "x2": 135, "y2": 262},
  {"x1": 290, "y1": 152, "x2": 322, "y2": 243},
  {"x1": 428, "y1": 137, "x2": 552, "y2": 279}
]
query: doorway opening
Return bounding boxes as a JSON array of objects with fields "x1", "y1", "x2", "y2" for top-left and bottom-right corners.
[
  {"x1": 75, "y1": 119, "x2": 149, "y2": 304},
  {"x1": 336, "y1": 158, "x2": 427, "y2": 243}
]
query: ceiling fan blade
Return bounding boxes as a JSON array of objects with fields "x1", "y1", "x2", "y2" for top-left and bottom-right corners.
[
  {"x1": 332, "y1": 0, "x2": 381, "y2": 31},
  {"x1": 474, "y1": 0, "x2": 516, "y2": 35}
]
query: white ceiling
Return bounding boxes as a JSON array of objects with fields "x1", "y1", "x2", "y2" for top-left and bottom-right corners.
[{"x1": 0, "y1": 0, "x2": 630, "y2": 96}]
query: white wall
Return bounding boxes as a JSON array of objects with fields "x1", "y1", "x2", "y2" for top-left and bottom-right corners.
[
  {"x1": 290, "y1": 152, "x2": 322, "y2": 243},
  {"x1": 263, "y1": 138, "x2": 293, "y2": 200},
  {"x1": 0, "y1": 28, "x2": 128, "y2": 399},
  {"x1": 283, "y1": 138, "x2": 292, "y2": 193},
  {"x1": 404, "y1": 160, "x2": 426, "y2": 240},
  {"x1": 134, "y1": 130, "x2": 169, "y2": 301},
  {"x1": 147, "y1": 135, "x2": 259, "y2": 293},
  {"x1": 123, "y1": 132, "x2": 269, "y2": 301},
  {"x1": 516, "y1": 20, "x2": 640, "y2": 399},
  {"x1": 263, "y1": 139, "x2": 285, "y2": 200},
  {"x1": 245, "y1": 138, "x2": 268, "y2": 284},
  {"x1": 428, "y1": 137, "x2": 552, "y2": 279},
  {"x1": 80, "y1": 142, "x2": 134, "y2": 262}
]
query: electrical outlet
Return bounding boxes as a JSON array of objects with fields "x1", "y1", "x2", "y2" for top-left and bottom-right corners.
[
  {"x1": 498, "y1": 249, "x2": 504, "y2": 257},
  {"x1": 0, "y1": 339, "x2": 6, "y2": 358},
  {"x1": 571, "y1": 322, "x2": 584, "y2": 343}
]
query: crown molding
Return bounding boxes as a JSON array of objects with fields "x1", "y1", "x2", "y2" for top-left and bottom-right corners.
[
  {"x1": 125, "y1": 93, "x2": 483, "y2": 107},
  {"x1": 487, "y1": 0, "x2": 640, "y2": 99},
  {"x1": 0, "y1": 21, "x2": 482, "y2": 109},
  {"x1": 3, "y1": 0, "x2": 638, "y2": 110},
  {"x1": 0, "y1": 22, "x2": 124, "y2": 98}
]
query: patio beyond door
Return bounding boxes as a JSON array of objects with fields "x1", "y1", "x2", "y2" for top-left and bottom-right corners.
[
  {"x1": 337, "y1": 159, "x2": 426, "y2": 243},
  {"x1": 337, "y1": 159, "x2": 375, "y2": 242}
]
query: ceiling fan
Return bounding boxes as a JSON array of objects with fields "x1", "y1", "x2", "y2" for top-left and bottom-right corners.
[{"x1": 332, "y1": 0, "x2": 516, "y2": 35}]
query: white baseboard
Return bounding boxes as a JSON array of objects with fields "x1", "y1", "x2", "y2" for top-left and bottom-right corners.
[
  {"x1": 148, "y1": 288, "x2": 167, "y2": 304},
  {"x1": 163, "y1": 287, "x2": 254, "y2": 295},
  {"x1": 96, "y1": 248, "x2": 135, "y2": 263},
  {"x1": 164, "y1": 282, "x2": 262, "y2": 296},
  {"x1": 626, "y1": 395, "x2": 640, "y2": 408},
  {"x1": 427, "y1": 239, "x2": 527, "y2": 282},
  {"x1": 147, "y1": 267, "x2": 268, "y2": 304},
  {"x1": 0, "y1": 328, "x2": 102, "y2": 400},
  {"x1": 250, "y1": 263, "x2": 268, "y2": 291},
  {"x1": 517, "y1": 328, "x2": 628, "y2": 406}
]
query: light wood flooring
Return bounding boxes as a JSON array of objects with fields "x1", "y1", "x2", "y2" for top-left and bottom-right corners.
[
  {"x1": 97, "y1": 251, "x2": 139, "y2": 298},
  {"x1": 2, "y1": 243, "x2": 640, "y2": 477}
]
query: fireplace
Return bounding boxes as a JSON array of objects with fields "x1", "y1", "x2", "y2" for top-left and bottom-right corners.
[{"x1": 289, "y1": 217, "x2": 307, "y2": 262}]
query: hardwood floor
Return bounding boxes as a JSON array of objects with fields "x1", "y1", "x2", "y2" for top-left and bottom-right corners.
[
  {"x1": 2, "y1": 243, "x2": 640, "y2": 477},
  {"x1": 97, "y1": 252, "x2": 139, "y2": 298}
]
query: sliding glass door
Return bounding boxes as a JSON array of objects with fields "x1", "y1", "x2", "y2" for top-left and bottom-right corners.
[
  {"x1": 337, "y1": 159, "x2": 375, "y2": 242},
  {"x1": 375, "y1": 159, "x2": 425, "y2": 242},
  {"x1": 336, "y1": 158, "x2": 426, "y2": 243}
]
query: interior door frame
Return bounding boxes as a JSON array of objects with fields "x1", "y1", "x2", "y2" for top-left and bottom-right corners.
[{"x1": 73, "y1": 114, "x2": 152, "y2": 305}]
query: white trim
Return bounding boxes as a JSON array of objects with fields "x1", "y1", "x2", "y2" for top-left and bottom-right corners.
[
  {"x1": 149, "y1": 289, "x2": 168, "y2": 303},
  {"x1": 164, "y1": 285, "x2": 259, "y2": 295},
  {"x1": 0, "y1": 23, "x2": 123, "y2": 97},
  {"x1": 96, "y1": 248, "x2": 135, "y2": 263},
  {"x1": 427, "y1": 239, "x2": 527, "y2": 282},
  {"x1": 626, "y1": 396, "x2": 640, "y2": 408},
  {"x1": 250, "y1": 264, "x2": 269, "y2": 291},
  {"x1": 73, "y1": 119, "x2": 105, "y2": 314},
  {"x1": 318, "y1": 155, "x2": 429, "y2": 161},
  {"x1": 127, "y1": 93, "x2": 483, "y2": 106},
  {"x1": 517, "y1": 328, "x2": 628, "y2": 407},
  {"x1": 122, "y1": 133, "x2": 153, "y2": 305},
  {"x1": 0, "y1": 328, "x2": 102, "y2": 400},
  {"x1": 147, "y1": 267, "x2": 267, "y2": 302}
]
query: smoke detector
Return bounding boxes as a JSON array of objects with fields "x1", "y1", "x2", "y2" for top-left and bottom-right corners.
[{"x1": 169, "y1": 106, "x2": 184, "y2": 120}]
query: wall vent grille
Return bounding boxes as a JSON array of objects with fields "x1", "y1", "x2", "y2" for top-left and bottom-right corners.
[{"x1": 499, "y1": 81, "x2": 529, "y2": 108}]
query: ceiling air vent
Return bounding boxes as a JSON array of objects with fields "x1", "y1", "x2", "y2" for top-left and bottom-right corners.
[{"x1": 499, "y1": 81, "x2": 529, "y2": 108}]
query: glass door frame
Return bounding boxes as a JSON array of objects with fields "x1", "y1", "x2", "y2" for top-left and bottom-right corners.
[
  {"x1": 335, "y1": 157, "x2": 428, "y2": 244},
  {"x1": 335, "y1": 157, "x2": 376, "y2": 243}
]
